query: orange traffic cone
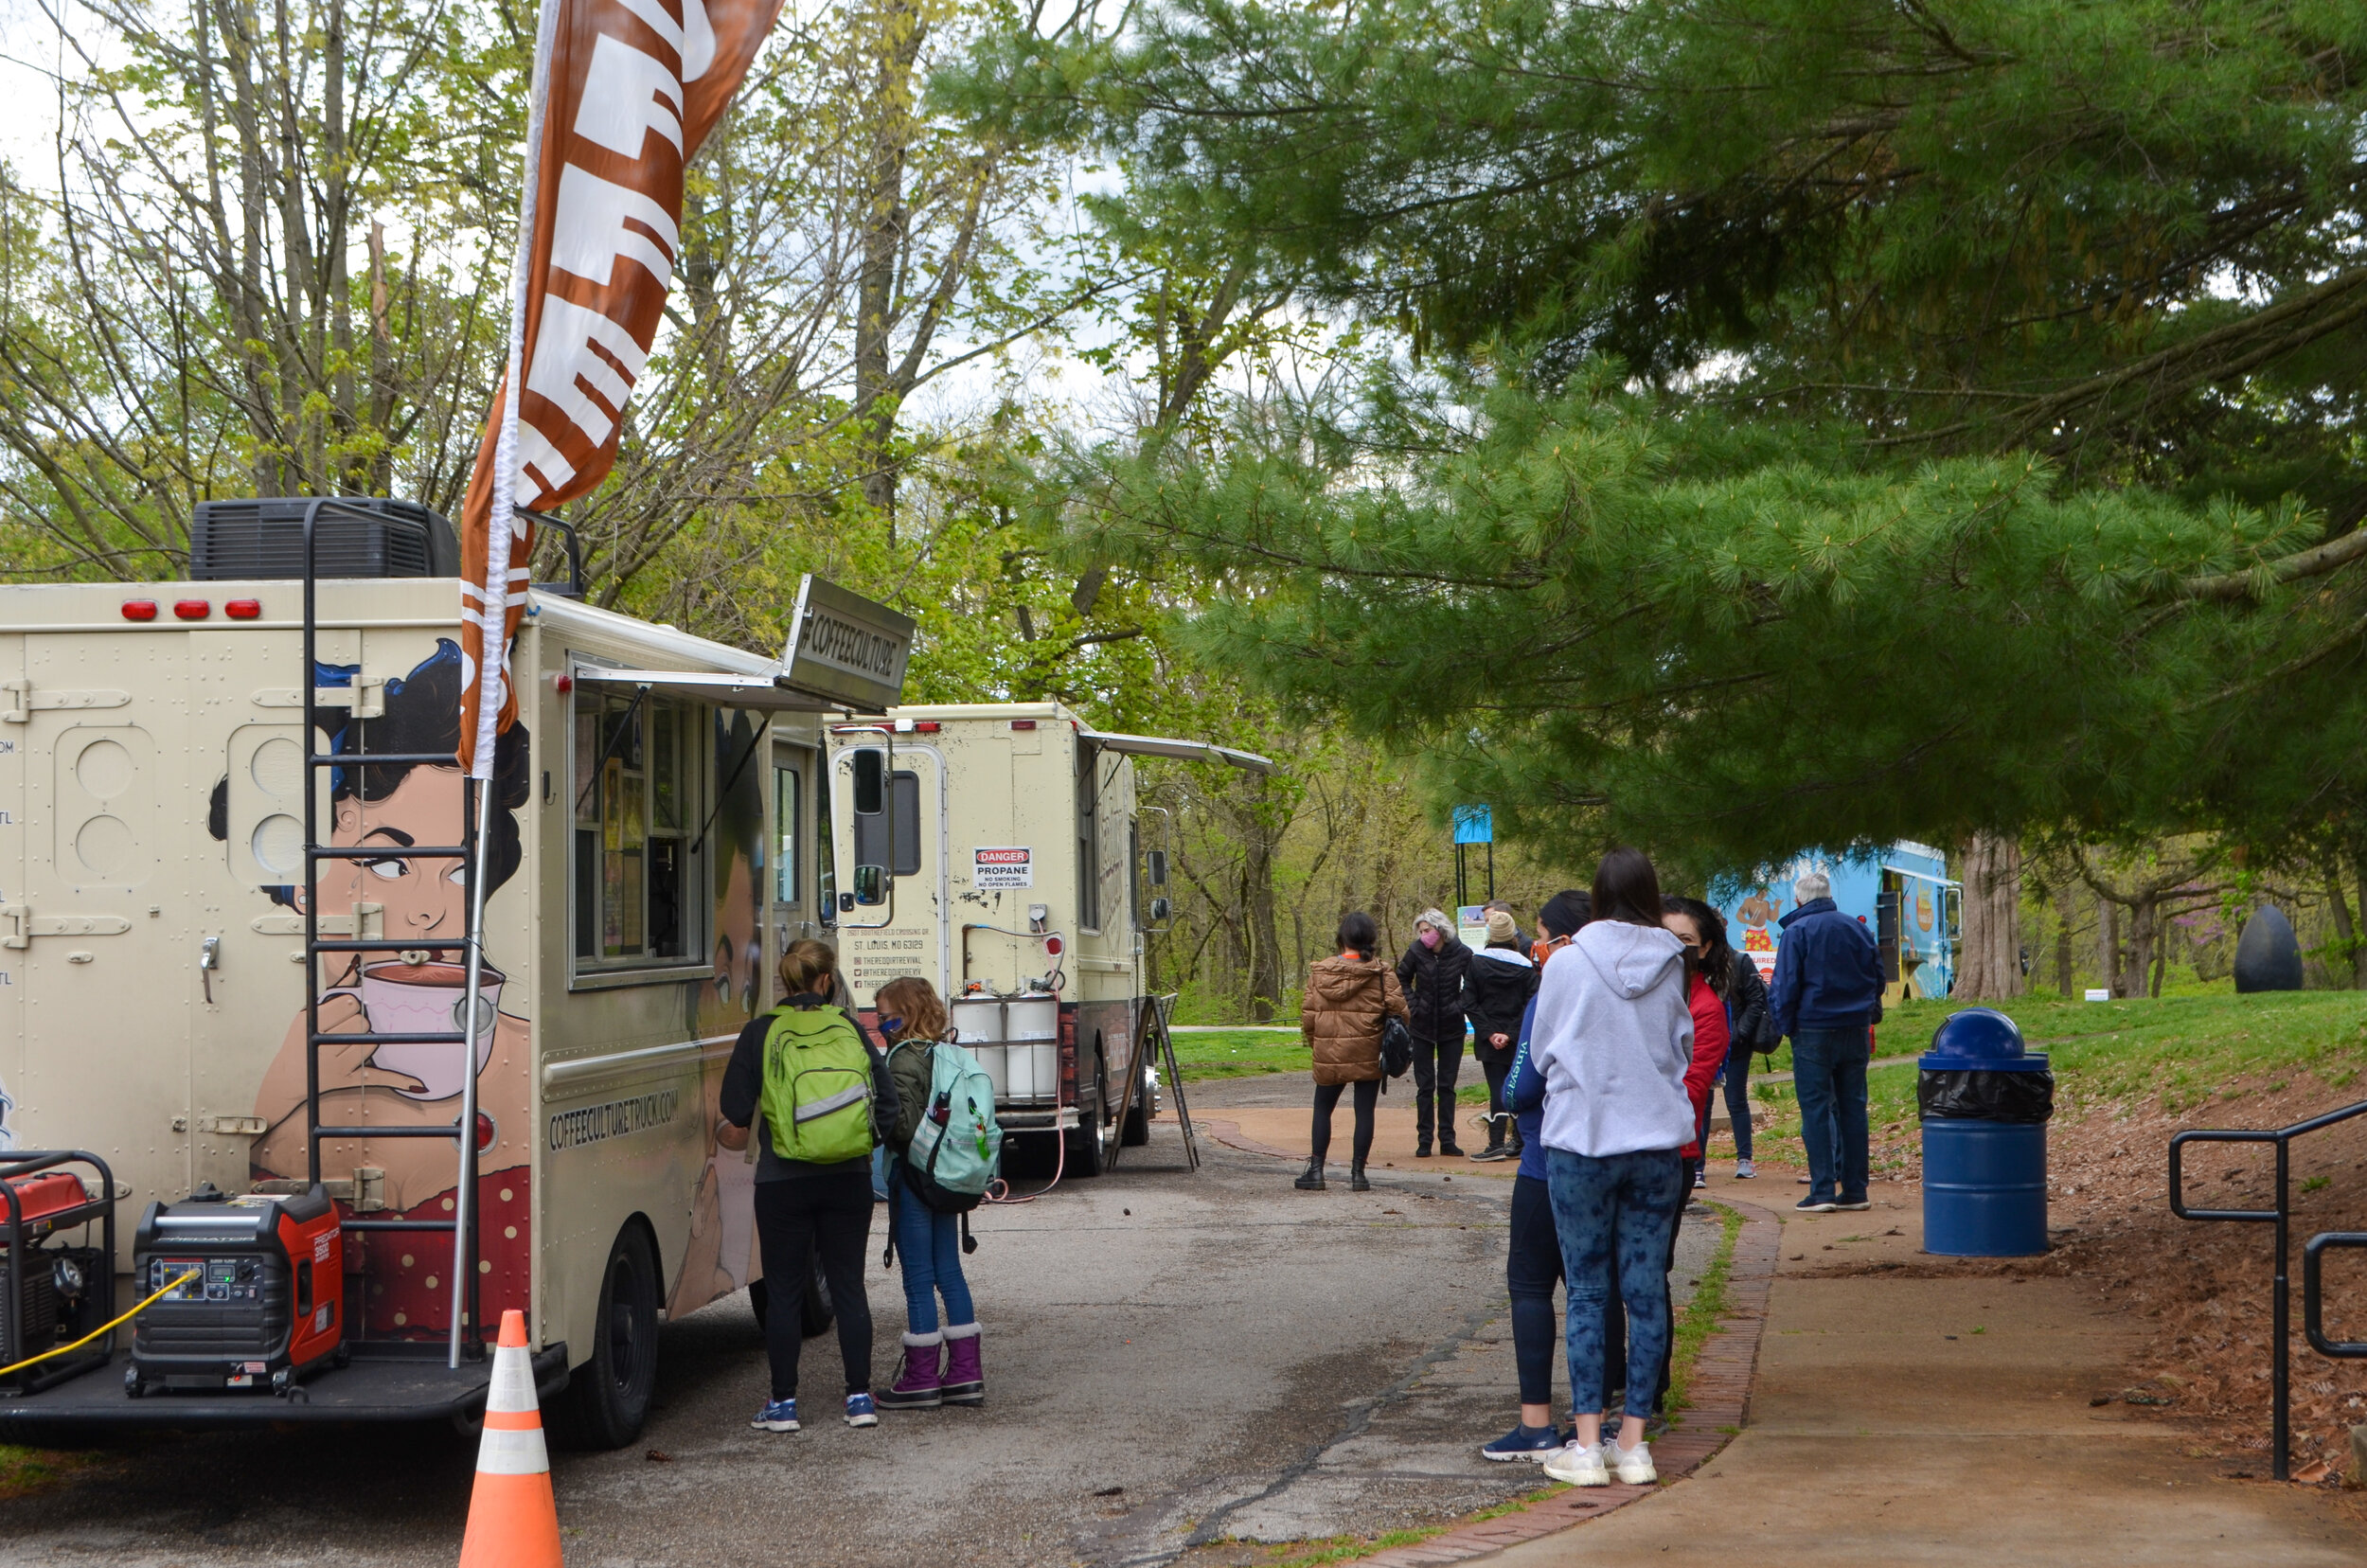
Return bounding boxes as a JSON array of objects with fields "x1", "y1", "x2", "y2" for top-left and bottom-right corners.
[{"x1": 458, "y1": 1310, "x2": 563, "y2": 1568}]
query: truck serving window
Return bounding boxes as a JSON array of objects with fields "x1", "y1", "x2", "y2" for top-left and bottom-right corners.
[{"x1": 573, "y1": 687, "x2": 699, "y2": 968}]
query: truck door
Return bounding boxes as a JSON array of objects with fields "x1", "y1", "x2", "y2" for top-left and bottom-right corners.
[
  {"x1": 13, "y1": 630, "x2": 192, "y2": 1203},
  {"x1": 0, "y1": 629, "x2": 20, "y2": 1151},
  {"x1": 828, "y1": 740, "x2": 946, "y2": 1006}
]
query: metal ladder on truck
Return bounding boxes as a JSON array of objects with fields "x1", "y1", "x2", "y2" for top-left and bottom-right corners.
[{"x1": 296, "y1": 500, "x2": 483, "y2": 1369}]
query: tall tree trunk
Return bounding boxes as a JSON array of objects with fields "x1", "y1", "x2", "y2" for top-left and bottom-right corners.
[
  {"x1": 2352, "y1": 839, "x2": 2367, "y2": 990},
  {"x1": 2099, "y1": 897, "x2": 2121, "y2": 997},
  {"x1": 2118, "y1": 895, "x2": 2156, "y2": 1001},
  {"x1": 2055, "y1": 882, "x2": 2076, "y2": 997},
  {"x1": 853, "y1": 0, "x2": 923, "y2": 527},
  {"x1": 1955, "y1": 832, "x2": 2024, "y2": 998},
  {"x1": 2323, "y1": 857, "x2": 2358, "y2": 990}
]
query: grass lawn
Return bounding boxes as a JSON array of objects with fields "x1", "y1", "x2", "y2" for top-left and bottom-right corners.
[{"x1": 1168, "y1": 1027, "x2": 1313, "y2": 1080}]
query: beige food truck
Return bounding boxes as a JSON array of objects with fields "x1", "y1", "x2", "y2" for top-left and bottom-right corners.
[
  {"x1": 824, "y1": 705, "x2": 1270, "y2": 1176},
  {"x1": 0, "y1": 499, "x2": 917, "y2": 1444}
]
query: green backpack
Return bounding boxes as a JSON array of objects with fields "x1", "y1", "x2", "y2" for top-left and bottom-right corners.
[{"x1": 759, "y1": 999, "x2": 879, "y2": 1165}]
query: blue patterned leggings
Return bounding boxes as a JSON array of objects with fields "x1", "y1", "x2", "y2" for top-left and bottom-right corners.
[{"x1": 1544, "y1": 1146, "x2": 1683, "y2": 1421}]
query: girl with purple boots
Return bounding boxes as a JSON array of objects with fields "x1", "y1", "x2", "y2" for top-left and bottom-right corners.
[{"x1": 873, "y1": 975, "x2": 986, "y2": 1410}]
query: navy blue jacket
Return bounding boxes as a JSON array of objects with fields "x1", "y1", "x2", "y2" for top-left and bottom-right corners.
[
  {"x1": 1770, "y1": 897, "x2": 1885, "y2": 1038},
  {"x1": 1506, "y1": 995, "x2": 1547, "y2": 1181}
]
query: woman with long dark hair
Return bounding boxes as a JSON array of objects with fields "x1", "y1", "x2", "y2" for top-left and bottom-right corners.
[
  {"x1": 1532, "y1": 849, "x2": 1695, "y2": 1488},
  {"x1": 1662, "y1": 896, "x2": 1735, "y2": 1193},
  {"x1": 1667, "y1": 895, "x2": 1771, "y2": 1178},
  {"x1": 1297, "y1": 912, "x2": 1410, "y2": 1192}
]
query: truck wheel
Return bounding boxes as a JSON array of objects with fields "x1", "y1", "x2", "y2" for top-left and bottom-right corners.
[
  {"x1": 560, "y1": 1223, "x2": 660, "y2": 1449},
  {"x1": 799, "y1": 1256, "x2": 835, "y2": 1338},
  {"x1": 1120, "y1": 1063, "x2": 1152, "y2": 1147},
  {"x1": 1066, "y1": 1045, "x2": 1109, "y2": 1178},
  {"x1": 749, "y1": 1258, "x2": 834, "y2": 1338}
]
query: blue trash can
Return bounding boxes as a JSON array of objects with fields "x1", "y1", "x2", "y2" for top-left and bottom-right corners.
[{"x1": 1919, "y1": 1008, "x2": 2054, "y2": 1257}]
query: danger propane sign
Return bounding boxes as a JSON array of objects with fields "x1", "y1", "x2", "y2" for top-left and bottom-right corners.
[{"x1": 973, "y1": 846, "x2": 1034, "y2": 889}]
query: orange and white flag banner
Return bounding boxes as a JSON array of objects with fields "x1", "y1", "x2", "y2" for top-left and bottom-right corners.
[{"x1": 457, "y1": 0, "x2": 787, "y2": 775}]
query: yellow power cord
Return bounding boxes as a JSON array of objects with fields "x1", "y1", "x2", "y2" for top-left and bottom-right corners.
[{"x1": 0, "y1": 1269, "x2": 200, "y2": 1381}]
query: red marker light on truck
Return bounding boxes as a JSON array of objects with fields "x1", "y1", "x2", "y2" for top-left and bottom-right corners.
[
  {"x1": 1008, "y1": 720, "x2": 1036, "y2": 731},
  {"x1": 172, "y1": 599, "x2": 210, "y2": 620},
  {"x1": 121, "y1": 599, "x2": 158, "y2": 621},
  {"x1": 224, "y1": 598, "x2": 261, "y2": 620}
]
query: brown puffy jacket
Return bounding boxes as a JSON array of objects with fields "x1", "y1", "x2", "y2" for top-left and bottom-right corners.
[{"x1": 1301, "y1": 953, "x2": 1411, "y2": 1086}]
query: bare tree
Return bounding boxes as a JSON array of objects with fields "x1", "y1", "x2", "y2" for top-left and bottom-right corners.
[{"x1": 1954, "y1": 831, "x2": 2025, "y2": 999}]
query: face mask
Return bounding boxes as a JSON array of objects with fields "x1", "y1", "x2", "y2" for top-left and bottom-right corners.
[{"x1": 1419, "y1": 928, "x2": 1442, "y2": 950}]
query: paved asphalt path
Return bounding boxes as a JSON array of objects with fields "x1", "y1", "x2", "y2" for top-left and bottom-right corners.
[{"x1": 0, "y1": 1080, "x2": 1715, "y2": 1568}]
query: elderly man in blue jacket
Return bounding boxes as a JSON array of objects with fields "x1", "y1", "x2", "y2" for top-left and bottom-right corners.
[{"x1": 1771, "y1": 869, "x2": 1886, "y2": 1214}]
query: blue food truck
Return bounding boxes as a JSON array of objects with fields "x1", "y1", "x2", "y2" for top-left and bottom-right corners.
[{"x1": 1713, "y1": 842, "x2": 1961, "y2": 1004}]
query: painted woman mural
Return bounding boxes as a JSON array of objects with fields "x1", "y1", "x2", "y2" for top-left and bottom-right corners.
[
  {"x1": 217, "y1": 640, "x2": 533, "y2": 1341},
  {"x1": 669, "y1": 708, "x2": 768, "y2": 1317}
]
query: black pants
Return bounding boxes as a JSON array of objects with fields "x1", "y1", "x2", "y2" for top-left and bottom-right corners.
[
  {"x1": 1480, "y1": 1057, "x2": 1514, "y2": 1146},
  {"x1": 1311, "y1": 1078, "x2": 1379, "y2": 1165},
  {"x1": 1599, "y1": 1155, "x2": 1696, "y2": 1414},
  {"x1": 1412, "y1": 1034, "x2": 1465, "y2": 1144},
  {"x1": 754, "y1": 1171, "x2": 874, "y2": 1400},
  {"x1": 1507, "y1": 1173, "x2": 1564, "y2": 1406}
]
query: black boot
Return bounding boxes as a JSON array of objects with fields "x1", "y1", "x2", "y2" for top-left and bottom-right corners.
[
  {"x1": 1350, "y1": 1161, "x2": 1371, "y2": 1193},
  {"x1": 1415, "y1": 1095, "x2": 1433, "y2": 1157},
  {"x1": 1438, "y1": 1124, "x2": 1465, "y2": 1158},
  {"x1": 1294, "y1": 1159, "x2": 1326, "y2": 1190}
]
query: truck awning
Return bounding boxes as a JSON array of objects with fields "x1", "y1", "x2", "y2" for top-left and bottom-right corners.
[
  {"x1": 1080, "y1": 729, "x2": 1277, "y2": 775},
  {"x1": 569, "y1": 664, "x2": 840, "y2": 712}
]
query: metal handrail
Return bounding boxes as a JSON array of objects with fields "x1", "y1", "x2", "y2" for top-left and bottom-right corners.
[
  {"x1": 2303, "y1": 1233, "x2": 2367, "y2": 1359},
  {"x1": 2169, "y1": 1096, "x2": 2367, "y2": 1480}
]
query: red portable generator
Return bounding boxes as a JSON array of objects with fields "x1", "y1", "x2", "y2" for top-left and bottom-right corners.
[
  {"x1": 129, "y1": 1182, "x2": 345, "y2": 1396},
  {"x1": 0, "y1": 1150, "x2": 117, "y2": 1396}
]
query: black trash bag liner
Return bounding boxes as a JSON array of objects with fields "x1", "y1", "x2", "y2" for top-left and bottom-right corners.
[{"x1": 1917, "y1": 1069, "x2": 2054, "y2": 1124}]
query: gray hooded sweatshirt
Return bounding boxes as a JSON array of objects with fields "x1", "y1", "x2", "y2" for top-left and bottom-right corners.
[{"x1": 1529, "y1": 919, "x2": 1697, "y2": 1158}]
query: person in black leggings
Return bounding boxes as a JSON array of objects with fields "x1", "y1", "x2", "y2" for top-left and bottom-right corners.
[
  {"x1": 719, "y1": 938, "x2": 898, "y2": 1434},
  {"x1": 1296, "y1": 912, "x2": 1409, "y2": 1193},
  {"x1": 1311, "y1": 1078, "x2": 1380, "y2": 1171}
]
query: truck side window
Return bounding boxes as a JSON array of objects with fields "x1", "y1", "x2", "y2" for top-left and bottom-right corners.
[
  {"x1": 1076, "y1": 742, "x2": 1100, "y2": 931},
  {"x1": 851, "y1": 757, "x2": 920, "y2": 880},
  {"x1": 573, "y1": 686, "x2": 699, "y2": 970},
  {"x1": 816, "y1": 760, "x2": 836, "y2": 922},
  {"x1": 773, "y1": 763, "x2": 799, "y2": 905}
]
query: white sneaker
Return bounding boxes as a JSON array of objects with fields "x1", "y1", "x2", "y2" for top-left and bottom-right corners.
[
  {"x1": 1542, "y1": 1440, "x2": 1610, "y2": 1486},
  {"x1": 1735, "y1": 1160, "x2": 1756, "y2": 1179},
  {"x1": 1610, "y1": 1438, "x2": 1657, "y2": 1485}
]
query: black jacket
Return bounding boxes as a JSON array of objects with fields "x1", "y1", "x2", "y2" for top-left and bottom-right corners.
[
  {"x1": 1725, "y1": 952, "x2": 1776, "y2": 1056},
  {"x1": 1463, "y1": 945, "x2": 1539, "y2": 1065},
  {"x1": 720, "y1": 994, "x2": 896, "y2": 1183},
  {"x1": 1395, "y1": 935, "x2": 1471, "y2": 1042}
]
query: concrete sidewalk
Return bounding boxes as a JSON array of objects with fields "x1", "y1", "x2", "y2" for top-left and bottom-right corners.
[{"x1": 1479, "y1": 1177, "x2": 2367, "y2": 1566}]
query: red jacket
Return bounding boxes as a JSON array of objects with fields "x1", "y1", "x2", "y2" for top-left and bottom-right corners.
[{"x1": 1680, "y1": 972, "x2": 1728, "y2": 1161}]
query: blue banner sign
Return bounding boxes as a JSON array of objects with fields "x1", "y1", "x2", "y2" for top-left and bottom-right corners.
[{"x1": 1452, "y1": 805, "x2": 1493, "y2": 845}]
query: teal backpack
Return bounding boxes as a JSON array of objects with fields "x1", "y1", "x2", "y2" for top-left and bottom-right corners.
[
  {"x1": 759, "y1": 998, "x2": 878, "y2": 1165},
  {"x1": 890, "y1": 1038, "x2": 1004, "y2": 1214}
]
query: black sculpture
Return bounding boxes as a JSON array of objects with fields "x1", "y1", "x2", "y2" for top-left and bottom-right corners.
[{"x1": 2233, "y1": 906, "x2": 2305, "y2": 994}]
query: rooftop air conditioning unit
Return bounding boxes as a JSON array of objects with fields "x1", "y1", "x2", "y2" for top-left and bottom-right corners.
[{"x1": 189, "y1": 497, "x2": 460, "y2": 580}]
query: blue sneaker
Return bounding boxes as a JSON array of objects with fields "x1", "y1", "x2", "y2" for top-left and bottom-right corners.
[
  {"x1": 751, "y1": 1397, "x2": 799, "y2": 1433},
  {"x1": 844, "y1": 1391, "x2": 879, "y2": 1428},
  {"x1": 1481, "y1": 1423, "x2": 1569, "y2": 1462}
]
